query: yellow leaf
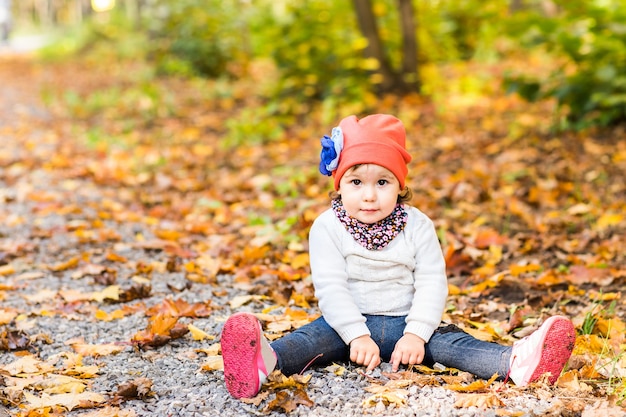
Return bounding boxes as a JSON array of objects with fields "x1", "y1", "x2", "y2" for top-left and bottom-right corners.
[
  {"x1": 64, "y1": 365, "x2": 100, "y2": 379},
  {"x1": 588, "y1": 291, "x2": 621, "y2": 302},
  {"x1": 509, "y1": 263, "x2": 542, "y2": 276},
  {"x1": 188, "y1": 324, "x2": 214, "y2": 341},
  {"x1": 362, "y1": 388, "x2": 408, "y2": 408},
  {"x1": 446, "y1": 373, "x2": 498, "y2": 392},
  {"x1": 266, "y1": 320, "x2": 292, "y2": 333},
  {"x1": 595, "y1": 317, "x2": 626, "y2": 344},
  {"x1": 41, "y1": 375, "x2": 87, "y2": 394},
  {"x1": 290, "y1": 292, "x2": 310, "y2": 308},
  {"x1": 454, "y1": 393, "x2": 504, "y2": 409},
  {"x1": 92, "y1": 285, "x2": 120, "y2": 302},
  {"x1": 324, "y1": 363, "x2": 347, "y2": 376},
  {"x1": 448, "y1": 283, "x2": 461, "y2": 295},
  {"x1": 95, "y1": 309, "x2": 125, "y2": 321},
  {"x1": 595, "y1": 213, "x2": 623, "y2": 231},
  {"x1": 78, "y1": 406, "x2": 137, "y2": 417},
  {"x1": 196, "y1": 343, "x2": 221, "y2": 356},
  {"x1": 290, "y1": 253, "x2": 309, "y2": 269},
  {"x1": 23, "y1": 391, "x2": 105, "y2": 411},
  {"x1": 71, "y1": 343, "x2": 125, "y2": 357},
  {"x1": 573, "y1": 334, "x2": 606, "y2": 355},
  {"x1": 201, "y1": 356, "x2": 224, "y2": 371},
  {"x1": 2, "y1": 355, "x2": 54, "y2": 375},
  {"x1": 0, "y1": 264, "x2": 15, "y2": 276},
  {"x1": 48, "y1": 257, "x2": 80, "y2": 272},
  {"x1": 229, "y1": 295, "x2": 266, "y2": 309}
]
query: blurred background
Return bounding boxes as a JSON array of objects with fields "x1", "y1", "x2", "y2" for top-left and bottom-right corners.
[{"x1": 2, "y1": 0, "x2": 625, "y2": 131}]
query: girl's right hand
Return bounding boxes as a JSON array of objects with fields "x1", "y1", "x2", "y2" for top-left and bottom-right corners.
[{"x1": 349, "y1": 335, "x2": 381, "y2": 371}]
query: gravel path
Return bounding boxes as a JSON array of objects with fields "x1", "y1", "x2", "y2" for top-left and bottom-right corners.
[{"x1": 0, "y1": 57, "x2": 575, "y2": 417}]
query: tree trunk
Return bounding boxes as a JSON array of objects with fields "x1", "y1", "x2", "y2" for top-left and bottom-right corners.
[
  {"x1": 398, "y1": 0, "x2": 420, "y2": 93},
  {"x1": 509, "y1": 0, "x2": 525, "y2": 13},
  {"x1": 352, "y1": 0, "x2": 400, "y2": 93},
  {"x1": 352, "y1": 0, "x2": 420, "y2": 95}
]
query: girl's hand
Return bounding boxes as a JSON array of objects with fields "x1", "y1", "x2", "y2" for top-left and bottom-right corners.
[
  {"x1": 349, "y1": 335, "x2": 381, "y2": 372},
  {"x1": 390, "y1": 333, "x2": 426, "y2": 372}
]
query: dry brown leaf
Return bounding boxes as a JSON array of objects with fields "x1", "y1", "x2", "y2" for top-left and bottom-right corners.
[
  {"x1": 581, "y1": 399, "x2": 626, "y2": 417},
  {"x1": 240, "y1": 390, "x2": 271, "y2": 406},
  {"x1": 114, "y1": 378, "x2": 154, "y2": 399},
  {"x1": 264, "y1": 389, "x2": 314, "y2": 413}
]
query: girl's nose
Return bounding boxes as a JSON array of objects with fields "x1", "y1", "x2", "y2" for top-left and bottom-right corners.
[{"x1": 362, "y1": 185, "x2": 376, "y2": 201}]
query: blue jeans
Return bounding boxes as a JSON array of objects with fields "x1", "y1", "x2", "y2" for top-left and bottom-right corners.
[{"x1": 271, "y1": 315, "x2": 512, "y2": 379}]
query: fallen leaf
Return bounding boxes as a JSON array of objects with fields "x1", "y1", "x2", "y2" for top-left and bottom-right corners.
[
  {"x1": 188, "y1": 323, "x2": 215, "y2": 341},
  {"x1": 23, "y1": 391, "x2": 106, "y2": 411},
  {"x1": 454, "y1": 393, "x2": 504, "y2": 409},
  {"x1": 70, "y1": 342, "x2": 125, "y2": 357},
  {"x1": 114, "y1": 378, "x2": 154, "y2": 399},
  {"x1": 446, "y1": 373, "x2": 498, "y2": 392}
]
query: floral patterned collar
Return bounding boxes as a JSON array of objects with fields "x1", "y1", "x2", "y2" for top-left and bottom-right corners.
[{"x1": 331, "y1": 199, "x2": 407, "y2": 251}]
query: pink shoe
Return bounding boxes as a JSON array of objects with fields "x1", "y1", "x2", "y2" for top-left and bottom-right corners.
[
  {"x1": 221, "y1": 312, "x2": 277, "y2": 399},
  {"x1": 509, "y1": 315, "x2": 576, "y2": 386}
]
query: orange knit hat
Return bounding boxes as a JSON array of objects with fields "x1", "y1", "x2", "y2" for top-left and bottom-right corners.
[{"x1": 319, "y1": 114, "x2": 412, "y2": 190}]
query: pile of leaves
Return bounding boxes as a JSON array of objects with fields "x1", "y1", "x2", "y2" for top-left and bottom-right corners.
[{"x1": 0, "y1": 53, "x2": 625, "y2": 416}]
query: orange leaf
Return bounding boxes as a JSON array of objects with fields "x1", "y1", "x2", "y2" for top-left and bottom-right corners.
[
  {"x1": 509, "y1": 263, "x2": 542, "y2": 277},
  {"x1": 290, "y1": 253, "x2": 309, "y2": 269},
  {"x1": 48, "y1": 257, "x2": 80, "y2": 272},
  {"x1": 446, "y1": 373, "x2": 498, "y2": 392},
  {"x1": 0, "y1": 264, "x2": 15, "y2": 276}
]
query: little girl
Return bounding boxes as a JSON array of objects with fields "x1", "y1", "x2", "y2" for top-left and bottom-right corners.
[{"x1": 220, "y1": 114, "x2": 576, "y2": 399}]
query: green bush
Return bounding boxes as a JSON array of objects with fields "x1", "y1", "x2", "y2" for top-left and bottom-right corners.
[
  {"x1": 248, "y1": 0, "x2": 376, "y2": 116},
  {"x1": 504, "y1": 1, "x2": 626, "y2": 129},
  {"x1": 146, "y1": 0, "x2": 252, "y2": 78}
]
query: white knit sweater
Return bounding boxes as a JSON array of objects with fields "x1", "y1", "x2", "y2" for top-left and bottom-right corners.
[{"x1": 309, "y1": 205, "x2": 448, "y2": 345}]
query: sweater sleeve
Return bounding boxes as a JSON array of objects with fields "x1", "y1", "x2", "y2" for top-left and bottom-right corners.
[
  {"x1": 309, "y1": 212, "x2": 370, "y2": 345},
  {"x1": 403, "y1": 210, "x2": 449, "y2": 342}
]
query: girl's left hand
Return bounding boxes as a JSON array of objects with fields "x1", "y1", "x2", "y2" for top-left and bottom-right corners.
[{"x1": 390, "y1": 333, "x2": 425, "y2": 372}]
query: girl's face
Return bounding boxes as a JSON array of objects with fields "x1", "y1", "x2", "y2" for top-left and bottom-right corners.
[{"x1": 337, "y1": 164, "x2": 401, "y2": 224}]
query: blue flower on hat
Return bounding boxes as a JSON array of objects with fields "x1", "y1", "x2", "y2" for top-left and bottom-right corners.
[{"x1": 319, "y1": 126, "x2": 343, "y2": 176}]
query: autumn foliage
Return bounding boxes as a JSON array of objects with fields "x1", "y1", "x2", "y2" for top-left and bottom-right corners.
[{"x1": 0, "y1": 48, "x2": 625, "y2": 417}]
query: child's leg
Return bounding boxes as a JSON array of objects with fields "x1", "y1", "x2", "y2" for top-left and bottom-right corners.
[
  {"x1": 424, "y1": 323, "x2": 511, "y2": 380},
  {"x1": 271, "y1": 316, "x2": 350, "y2": 375},
  {"x1": 424, "y1": 316, "x2": 575, "y2": 386}
]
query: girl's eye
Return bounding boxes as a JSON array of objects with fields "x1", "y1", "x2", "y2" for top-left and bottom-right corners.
[
  {"x1": 377, "y1": 179, "x2": 388, "y2": 186},
  {"x1": 351, "y1": 179, "x2": 361, "y2": 185}
]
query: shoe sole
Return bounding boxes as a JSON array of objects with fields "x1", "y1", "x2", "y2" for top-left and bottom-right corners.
[
  {"x1": 527, "y1": 316, "x2": 576, "y2": 384},
  {"x1": 221, "y1": 312, "x2": 262, "y2": 399}
]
